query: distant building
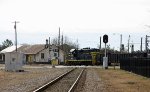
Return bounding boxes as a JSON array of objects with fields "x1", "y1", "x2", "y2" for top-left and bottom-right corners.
[
  {"x1": 0, "y1": 45, "x2": 22, "y2": 63},
  {"x1": 0, "y1": 44, "x2": 64, "y2": 64}
]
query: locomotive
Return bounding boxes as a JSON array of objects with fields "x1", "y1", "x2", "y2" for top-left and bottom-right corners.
[{"x1": 65, "y1": 48, "x2": 102, "y2": 65}]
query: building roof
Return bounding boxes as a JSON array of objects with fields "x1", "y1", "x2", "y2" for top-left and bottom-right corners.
[
  {"x1": 0, "y1": 45, "x2": 22, "y2": 53},
  {"x1": 15, "y1": 44, "x2": 45, "y2": 54},
  {"x1": 0, "y1": 44, "x2": 63, "y2": 55}
]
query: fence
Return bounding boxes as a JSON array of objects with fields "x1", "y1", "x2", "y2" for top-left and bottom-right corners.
[
  {"x1": 97, "y1": 53, "x2": 147, "y2": 64},
  {"x1": 120, "y1": 58, "x2": 150, "y2": 78}
]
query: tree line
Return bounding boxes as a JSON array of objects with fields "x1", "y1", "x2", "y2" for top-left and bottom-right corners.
[{"x1": 0, "y1": 39, "x2": 13, "y2": 51}]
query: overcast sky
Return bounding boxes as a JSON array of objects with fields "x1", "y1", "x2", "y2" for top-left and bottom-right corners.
[{"x1": 0, "y1": 0, "x2": 150, "y2": 51}]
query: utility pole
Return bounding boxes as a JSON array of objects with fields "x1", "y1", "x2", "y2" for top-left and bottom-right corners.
[
  {"x1": 120, "y1": 34, "x2": 122, "y2": 53},
  {"x1": 100, "y1": 36, "x2": 101, "y2": 50},
  {"x1": 58, "y1": 27, "x2": 60, "y2": 63},
  {"x1": 48, "y1": 37, "x2": 51, "y2": 55},
  {"x1": 12, "y1": 21, "x2": 19, "y2": 52},
  {"x1": 113, "y1": 33, "x2": 122, "y2": 52},
  {"x1": 49, "y1": 37, "x2": 51, "y2": 52},
  {"x1": 77, "y1": 39, "x2": 79, "y2": 50},
  {"x1": 61, "y1": 34, "x2": 65, "y2": 65},
  {"x1": 145, "y1": 35, "x2": 148, "y2": 53},
  {"x1": 128, "y1": 35, "x2": 130, "y2": 53},
  {"x1": 141, "y1": 37, "x2": 142, "y2": 52},
  {"x1": 58, "y1": 27, "x2": 60, "y2": 46},
  {"x1": 61, "y1": 33, "x2": 64, "y2": 50},
  {"x1": 49, "y1": 37, "x2": 51, "y2": 46}
]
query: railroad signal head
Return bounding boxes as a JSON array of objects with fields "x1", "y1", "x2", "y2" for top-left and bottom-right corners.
[
  {"x1": 121, "y1": 44, "x2": 124, "y2": 51},
  {"x1": 103, "y1": 34, "x2": 108, "y2": 43}
]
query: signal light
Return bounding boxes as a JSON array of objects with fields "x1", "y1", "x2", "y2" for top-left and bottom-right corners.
[{"x1": 103, "y1": 34, "x2": 108, "y2": 43}]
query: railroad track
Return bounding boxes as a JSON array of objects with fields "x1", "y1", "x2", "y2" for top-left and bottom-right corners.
[{"x1": 33, "y1": 68, "x2": 85, "y2": 92}]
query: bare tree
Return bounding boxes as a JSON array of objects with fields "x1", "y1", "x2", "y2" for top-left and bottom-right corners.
[{"x1": 51, "y1": 35, "x2": 78, "y2": 55}]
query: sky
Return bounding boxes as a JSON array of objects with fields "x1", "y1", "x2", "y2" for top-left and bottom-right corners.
[{"x1": 0, "y1": 0, "x2": 150, "y2": 51}]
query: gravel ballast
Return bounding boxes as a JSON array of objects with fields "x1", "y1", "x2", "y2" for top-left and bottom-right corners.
[
  {"x1": 0, "y1": 67, "x2": 72, "y2": 92},
  {"x1": 44, "y1": 68, "x2": 83, "y2": 92},
  {"x1": 75, "y1": 68, "x2": 105, "y2": 92}
]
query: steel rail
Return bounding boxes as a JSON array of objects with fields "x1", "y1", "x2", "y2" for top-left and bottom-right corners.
[
  {"x1": 68, "y1": 68, "x2": 85, "y2": 92},
  {"x1": 33, "y1": 68, "x2": 75, "y2": 92}
]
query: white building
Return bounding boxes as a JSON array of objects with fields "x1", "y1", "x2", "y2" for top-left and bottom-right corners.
[{"x1": 0, "y1": 44, "x2": 64, "y2": 64}]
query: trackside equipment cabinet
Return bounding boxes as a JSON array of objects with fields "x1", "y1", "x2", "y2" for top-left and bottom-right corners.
[{"x1": 5, "y1": 52, "x2": 24, "y2": 72}]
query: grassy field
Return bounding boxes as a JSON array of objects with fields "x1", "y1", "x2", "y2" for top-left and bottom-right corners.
[{"x1": 96, "y1": 68, "x2": 150, "y2": 92}]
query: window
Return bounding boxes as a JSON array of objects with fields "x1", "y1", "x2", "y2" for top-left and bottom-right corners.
[
  {"x1": 0, "y1": 54, "x2": 2, "y2": 60},
  {"x1": 54, "y1": 53, "x2": 57, "y2": 57},
  {"x1": 41, "y1": 53, "x2": 44, "y2": 59},
  {"x1": 53, "y1": 49, "x2": 58, "y2": 52}
]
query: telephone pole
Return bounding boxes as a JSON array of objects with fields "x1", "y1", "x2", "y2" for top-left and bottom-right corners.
[
  {"x1": 120, "y1": 34, "x2": 122, "y2": 53},
  {"x1": 141, "y1": 37, "x2": 142, "y2": 52},
  {"x1": 12, "y1": 21, "x2": 19, "y2": 52},
  {"x1": 61, "y1": 33, "x2": 64, "y2": 50},
  {"x1": 145, "y1": 35, "x2": 150, "y2": 53},
  {"x1": 49, "y1": 37, "x2": 51, "y2": 47},
  {"x1": 128, "y1": 35, "x2": 130, "y2": 53},
  {"x1": 58, "y1": 27, "x2": 60, "y2": 46},
  {"x1": 58, "y1": 27, "x2": 60, "y2": 63},
  {"x1": 100, "y1": 36, "x2": 101, "y2": 50},
  {"x1": 77, "y1": 39, "x2": 79, "y2": 50}
]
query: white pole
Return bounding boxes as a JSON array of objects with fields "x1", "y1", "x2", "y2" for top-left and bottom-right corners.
[
  {"x1": 103, "y1": 43, "x2": 108, "y2": 69},
  {"x1": 105, "y1": 43, "x2": 106, "y2": 57}
]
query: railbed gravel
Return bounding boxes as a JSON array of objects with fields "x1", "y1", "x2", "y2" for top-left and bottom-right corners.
[
  {"x1": 44, "y1": 68, "x2": 83, "y2": 92},
  {"x1": 75, "y1": 68, "x2": 105, "y2": 92},
  {"x1": 0, "y1": 67, "x2": 73, "y2": 92}
]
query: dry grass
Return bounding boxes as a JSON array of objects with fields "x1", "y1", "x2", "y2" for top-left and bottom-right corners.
[{"x1": 96, "y1": 68, "x2": 150, "y2": 92}]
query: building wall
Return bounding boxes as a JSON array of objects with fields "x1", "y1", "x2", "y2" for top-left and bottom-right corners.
[
  {"x1": 5, "y1": 52, "x2": 24, "y2": 71},
  {"x1": 49, "y1": 45, "x2": 59, "y2": 60},
  {"x1": 35, "y1": 46, "x2": 64, "y2": 63},
  {"x1": 35, "y1": 48, "x2": 50, "y2": 62},
  {"x1": 59, "y1": 50, "x2": 64, "y2": 63},
  {"x1": 29, "y1": 45, "x2": 64, "y2": 63}
]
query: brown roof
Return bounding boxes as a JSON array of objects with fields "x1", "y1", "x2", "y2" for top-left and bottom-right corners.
[{"x1": 14, "y1": 44, "x2": 45, "y2": 54}]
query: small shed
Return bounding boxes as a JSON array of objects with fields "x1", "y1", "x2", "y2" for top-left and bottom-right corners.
[{"x1": 5, "y1": 52, "x2": 25, "y2": 72}]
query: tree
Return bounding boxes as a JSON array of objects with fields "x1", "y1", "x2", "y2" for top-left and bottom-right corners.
[
  {"x1": 1, "y1": 39, "x2": 13, "y2": 50},
  {"x1": 51, "y1": 37, "x2": 58, "y2": 45},
  {"x1": 0, "y1": 45, "x2": 2, "y2": 51},
  {"x1": 51, "y1": 35, "x2": 78, "y2": 57}
]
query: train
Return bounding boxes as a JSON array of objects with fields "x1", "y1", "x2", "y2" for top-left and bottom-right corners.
[
  {"x1": 65, "y1": 48, "x2": 102, "y2": 65},
  {"x1": 65, "y1": 48, "x2": 147, "y2": 65}
]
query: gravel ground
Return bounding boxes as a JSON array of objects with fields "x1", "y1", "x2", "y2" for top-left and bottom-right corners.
[
  {"x1": 0, "y1": 67, "x2": 72, "y2": 92},
  {"x1": 75, "y1": 68, "x2": 105, "y2": 92},
  {"x1": 44, "y1": 68, "x2": 83, "y2": 92}
]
